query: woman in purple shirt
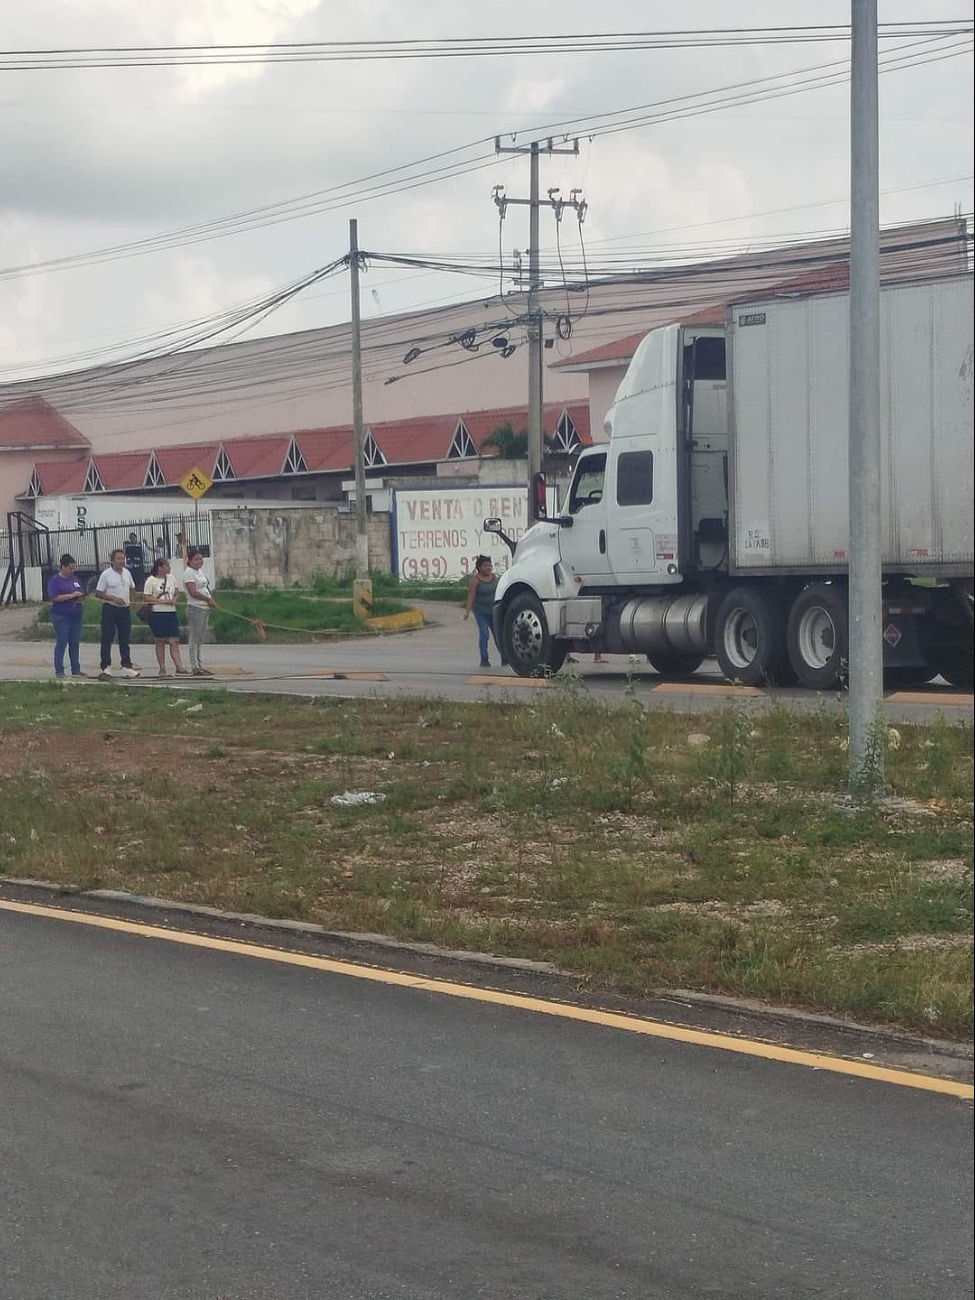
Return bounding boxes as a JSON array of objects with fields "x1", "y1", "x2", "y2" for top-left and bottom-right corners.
[{"x1": 47, "y1": 553, "x2": 86, "y2": 680}]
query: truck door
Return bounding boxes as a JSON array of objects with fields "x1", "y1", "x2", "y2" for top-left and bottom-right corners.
[
  {"x1": 603, "y1": 323, "x2": 682, "y2": 584},
  {"x1": 558, "y1": 451, "x2": 616, "y2": 589},
  {"x1": 606, "y1": 446, "x2": 661, "y2": 581}
]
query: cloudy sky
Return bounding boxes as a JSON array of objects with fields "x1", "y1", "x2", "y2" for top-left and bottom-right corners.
[{"x1": 2, "y1": 0, "x2": 972, "y2": 383}]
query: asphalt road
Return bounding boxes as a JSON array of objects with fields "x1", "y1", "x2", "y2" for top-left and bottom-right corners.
[
  {"x1": 1, "y1": 906, "x2": 971, "y2": 1300},
  {"x1": 1, "y1": 601, "x2": 972, "y2": 722}
]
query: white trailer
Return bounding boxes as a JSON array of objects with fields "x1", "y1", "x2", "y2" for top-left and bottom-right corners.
[{"x1": 489, "y1": 275, "x2": 974, "y2": 688}]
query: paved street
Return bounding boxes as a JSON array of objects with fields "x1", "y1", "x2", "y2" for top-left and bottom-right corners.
[
  {"x1": 1, "y1": 903, "x2": 971, "y2": 1300},
  {"x1": 1, "y1": 601, "x2": 972, "y2": 722}
]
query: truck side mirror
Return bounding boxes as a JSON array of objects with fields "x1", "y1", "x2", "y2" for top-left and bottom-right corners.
[
  {"x1": 532, "y1": 472, "x2": 548, "y2": 521},
  {"x1": 483, "y1": 518, "x2": 502, "y2": 534}
]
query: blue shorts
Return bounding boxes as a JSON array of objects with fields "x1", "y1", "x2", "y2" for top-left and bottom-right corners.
[{"x1": 149, "y1": 611, "x2": 180, "y2": 640}]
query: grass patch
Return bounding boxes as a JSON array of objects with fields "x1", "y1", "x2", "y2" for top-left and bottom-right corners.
[
  {"x1": 29, "y1": 591, "x2": 412, "y2": 645},
  {"x1": 0, "y1": 681, "x2": 971, "y2": 1036}
]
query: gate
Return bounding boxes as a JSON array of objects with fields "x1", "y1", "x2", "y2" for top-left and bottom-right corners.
[{"x1": 2, "y1": 511, "x2": 211, "y2": 605}]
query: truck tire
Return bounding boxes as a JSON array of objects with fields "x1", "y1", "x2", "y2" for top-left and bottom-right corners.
[
  {"x1": 502, "y1": 593, "x2": 566, "y2": 677},
  {"x1": 713, "y1": 587, "x2": 792, "y2": 687},
  {"x1": 786, "y1": 584, "x2": 849, "y2": 690},
  {"x1": 646, "y1": 653, "x2": 705, "y2": 678}
]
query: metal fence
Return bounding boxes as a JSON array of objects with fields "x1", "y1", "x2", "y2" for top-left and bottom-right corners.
[{"x1": 3, "y1": 512, "x2": 211, "y2": 602}]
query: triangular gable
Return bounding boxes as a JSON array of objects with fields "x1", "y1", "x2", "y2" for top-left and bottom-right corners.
[
  {"x1": 144, "y1": 452, "x2": 165, "y2": 487},
  {"x1": 25, "y1": 467, "x2": 43, "y2": 498},
  {"x1": 213, "y1": 445, "x2": 235, "y2": 481},
  {"x1": 83, "y1": 461, "x2": 104, "y2": 492},
  {"x1": 363, "y1": 431, "x2": 386, "y2": 468},
  {"x1": 550, "y1": 408, "x2": 581, "y2": 454},
  {"x1": 447, "y1": 419, "x2": 477, "y2": 459},
  {"x1": 282, "y1": 437, "x2": 308, "y2": 475}
]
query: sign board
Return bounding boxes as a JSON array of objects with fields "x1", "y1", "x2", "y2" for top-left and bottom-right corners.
[
  {"x1": 179, "y1": 467, "x2": 213, "y2": 500},
  {"x1": 392, "y1": 485, "x2": 559, "y2": 580}
]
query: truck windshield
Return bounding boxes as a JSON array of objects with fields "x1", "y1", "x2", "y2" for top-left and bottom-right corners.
[{"x1": 569, "y1": 454, "x2": 607, "y2": 513}]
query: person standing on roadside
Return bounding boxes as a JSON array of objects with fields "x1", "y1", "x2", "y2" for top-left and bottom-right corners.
[
  {"x1": 182, "y1": 549, "x2": 216, "y2": 677},
  {"x1": 95, "y1": 549, "x2": 140, "y2": 680},
  {"x1": 143, "y1": 558, "x2": 188, "y2": 678},
  {"x1": 463, "y1": 554, "x2": 506, "y2": 669},
  {"x1": 47, "y1": 553, "x2": 86, "y2": 681}
]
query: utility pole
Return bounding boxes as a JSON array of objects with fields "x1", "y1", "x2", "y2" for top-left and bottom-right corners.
[
  {"x1": 493, "y1": 136, "x2": 582, "y2": 523},
  {"x1": 348, "y1": 218, "x2": 372, "y2": 615},
  {"x1": 848, "y1": 0, "x2": 884, "y2": 792}
]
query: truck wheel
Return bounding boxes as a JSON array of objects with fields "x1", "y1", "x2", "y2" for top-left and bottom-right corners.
[
  {"x1": 786, "y1": 585, "x2": 848, "y2": 690},
  {"x1": 502, "y1": 593, "x2": 565, "y2": 677},
  {"x1": 646, "y1": 653, "x2": 705, "y2": 678},
  {"x1": 713, "y1": 588, "x2": 792, "y2": 687}
]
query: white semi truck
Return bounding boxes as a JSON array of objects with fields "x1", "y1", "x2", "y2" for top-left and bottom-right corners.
[{"x1": 488, "y1": 275, "x2": 974, "y2": 688}]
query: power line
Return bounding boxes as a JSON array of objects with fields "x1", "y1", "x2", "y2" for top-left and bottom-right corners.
[
  {"x1": 2, "y1": 33, "x2": 968, "y2": 283},
  {"x1": 2, "y1": 21, "x2": 971, "y2": 70}
]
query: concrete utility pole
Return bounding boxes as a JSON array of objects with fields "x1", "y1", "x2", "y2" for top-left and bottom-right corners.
[
  {"x1": 348, "y1": 219, "x2": 372, "y2": 613},
  {"x1": 493, "y1": 136, "x2": 582, "y2": 523},
  {"x1": 848, "y1": 0, "x2": 884, "y2": 791}
]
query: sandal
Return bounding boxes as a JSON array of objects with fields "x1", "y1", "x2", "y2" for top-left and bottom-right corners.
[
  {"x1": 157, "y1": 671, "x2": 171, "y2": 678},
  {"x1": 174, "y1": 668, "x2": 189, "y2": 675}
]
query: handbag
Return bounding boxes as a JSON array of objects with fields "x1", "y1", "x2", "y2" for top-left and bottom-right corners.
[{"x1": 136, "y1": 603, "x2": 152, "y2": 624}]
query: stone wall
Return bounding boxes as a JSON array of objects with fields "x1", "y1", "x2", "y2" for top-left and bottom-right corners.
[{"x1": 211, "y1": 507, "x2": 391, "y2": 588}]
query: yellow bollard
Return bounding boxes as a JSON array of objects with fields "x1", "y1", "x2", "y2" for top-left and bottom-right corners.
[{"x1": 352, "y1": 578, "x2": 374, "y2": 621}]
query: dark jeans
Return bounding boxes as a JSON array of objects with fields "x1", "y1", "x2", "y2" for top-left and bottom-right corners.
[
  {"x1": 474, "y1": 609, "x2": 502, "y2": 663},
  {"x1": 52, "y1": 613, "x2": 82, "y2": 676},
  {"x1": 100, "y1": 604, "x2": 133, "y2": 670}
]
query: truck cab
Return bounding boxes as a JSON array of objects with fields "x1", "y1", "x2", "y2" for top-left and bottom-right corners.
[{"x1": 493, "y1": 321, "x2": 729, "y2": 675}]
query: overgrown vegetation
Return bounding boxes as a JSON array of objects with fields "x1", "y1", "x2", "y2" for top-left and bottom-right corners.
[{"x1": 1, "y1": 682, "x2": 971, "y2": 1036}]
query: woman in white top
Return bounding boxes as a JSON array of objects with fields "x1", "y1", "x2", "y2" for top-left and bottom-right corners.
[{"x1": 142, "y1": 558, "x2": 187, "y2": 677}]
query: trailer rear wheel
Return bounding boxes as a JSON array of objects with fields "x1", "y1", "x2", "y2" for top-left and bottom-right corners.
[
  {"x1": 786, "y1": 585, "x2": 848, "y2": 690},
  {"x1": 502, "y1": 593, "x2": 566, "y2": 678},
  {"x1": 645, "y1": 653, "x2": 705, "y2": 678},
  {"x1": 713, "y1": 588, "x2": 792, "y2": 687}
]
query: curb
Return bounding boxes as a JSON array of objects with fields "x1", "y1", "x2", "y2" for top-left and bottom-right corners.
[
  {"x1": 2, "y1": 874, "x2": 970, "y2": 1061},
  {"x1": 366, "y1": 609, "x2": 425, "y2": 633}
]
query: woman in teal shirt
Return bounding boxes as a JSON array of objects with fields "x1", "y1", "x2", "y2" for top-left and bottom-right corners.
[{"x1": 463, "y1": 555, "x2": 507, "y2": 668}]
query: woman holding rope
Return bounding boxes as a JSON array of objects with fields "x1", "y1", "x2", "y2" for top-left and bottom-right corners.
[
  {"x1": 182, "y1": 550, "x2": 216, "y2": 677},
  {"x1": 142, "y1": 558, "x2": 188, "y2": 678}
]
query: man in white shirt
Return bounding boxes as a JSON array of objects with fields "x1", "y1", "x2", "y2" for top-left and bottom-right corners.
[
  {"x1": 182, "y1": 549, "x2": 216, "y2": 676},
  {"x1": 94, "y1": 549, "x2": 140, "y2": 680}
]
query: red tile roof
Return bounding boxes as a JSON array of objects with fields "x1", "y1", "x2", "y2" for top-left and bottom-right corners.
[
  {"x1": 295, "y1": 426, "x2": 354, "y2": 473},
  {"x1": 0, "y1": 395, "x2": 90, "y2": 450},
  {"x1": 154, "y1": 442, "x2": 220, "y2": 482},
  {"x1": 19, "y1": 400, "x2": 594, "y2": 499},
  {"x1": 33, "y1": 458, "x2": 87, "y2": 494},
  {"x1": 92, "y1": 452, "x2": 153, "y2": 491},
  {"x1": 551, "y1": 304, "x2": 727, "y2": 371},
  {"x1": 224, "y1": 433, "x2": 290, "y2": 480},
  {"x1": 372, "y1": 414, "x2": 459, "y2": 464},
  {"x1": 461, "y1": 402, "x2": 592, "y2": 451}
]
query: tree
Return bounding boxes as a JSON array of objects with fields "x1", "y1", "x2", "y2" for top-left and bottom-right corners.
[{"x1": 482, "y1": 421, "x2": 552, "y2": 460}]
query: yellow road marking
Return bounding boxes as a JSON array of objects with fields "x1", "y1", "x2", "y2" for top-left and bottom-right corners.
[
  {"x1": 1, "y1": 898, "x2": 970, "y2": 1099},
  {"x1": 466, "y1": 674, "x2": 551, "y2": 688},
  {"x1": 653, "y1": 680, "x2": 766, "y2": 697}
]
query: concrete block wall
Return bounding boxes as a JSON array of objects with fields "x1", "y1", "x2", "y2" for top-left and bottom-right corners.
[{"x1": 212, "y1": 507, "x2": 391, "y2": 588}]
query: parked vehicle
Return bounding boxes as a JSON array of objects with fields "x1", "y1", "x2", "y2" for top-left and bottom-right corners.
[{"x1": 489, "y1": 275, "x2": 974, "y2": 688}]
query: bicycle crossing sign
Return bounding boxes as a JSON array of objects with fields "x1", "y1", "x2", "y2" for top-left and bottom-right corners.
[{"x1": 179, "y1": 467, "x2": 213, "y2": 500}]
